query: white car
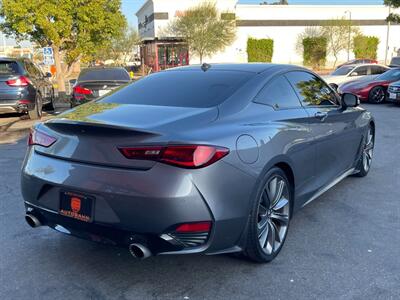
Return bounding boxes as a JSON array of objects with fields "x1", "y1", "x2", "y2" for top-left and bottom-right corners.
[{"x1": 323, "y1": 64, "x2": 389, "y2": 88}]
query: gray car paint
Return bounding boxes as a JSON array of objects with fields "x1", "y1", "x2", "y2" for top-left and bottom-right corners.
[{"x1": 21, "y1": 64, "x2": 374, "y2": 255}]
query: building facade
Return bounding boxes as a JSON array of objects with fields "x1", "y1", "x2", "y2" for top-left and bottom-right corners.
[{"x1": 136, "y1": 0, "x2": 400, "y2": 69}]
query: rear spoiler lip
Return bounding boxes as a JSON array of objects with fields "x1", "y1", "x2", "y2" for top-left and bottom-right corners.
[{"x1": 44, "y1": 118, "x2": 161, "y2": 136}]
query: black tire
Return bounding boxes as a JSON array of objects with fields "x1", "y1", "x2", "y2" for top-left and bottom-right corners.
[
  {"x1": 28, "y1": 94, "x2": 43, "y2": 120},
  {"x1": 354, "y1": 124, "x2": 374, "y2": 177},
  {"x1": 43, "y1": 89, "x2": 55, "y2": 111},
  {"x1": 368, "y1": 86, "x2": 385, "y2": 104},
  {"x1": 244, "y1": 167, "x2": 292, "y2": 263}
]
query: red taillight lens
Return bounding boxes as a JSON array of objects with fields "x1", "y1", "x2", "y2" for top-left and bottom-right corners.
[
  {"x1": 175, "y1": 221, "x2": 212, "y2": 233},
  {"x1": 73, "y1": 85, "x2": 92, "y2": 95},
  {"x1": 28, "y1": 129, "x2": 57, "y2": 147},
  {"x1": 6, "y1": 76, "x2": 31, "y2": 87},
  {"x1": 118, "y1": 145, "x2": 229, "y2": 168}
]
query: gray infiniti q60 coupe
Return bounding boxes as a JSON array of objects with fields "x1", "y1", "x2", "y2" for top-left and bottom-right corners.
[{"x1": 21, "y1": 64, "x2": 375, "y2": 263}]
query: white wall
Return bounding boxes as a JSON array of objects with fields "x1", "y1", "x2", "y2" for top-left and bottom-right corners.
[{"x1": 137, "y1": 1, "x2": 400, "y2": 67}]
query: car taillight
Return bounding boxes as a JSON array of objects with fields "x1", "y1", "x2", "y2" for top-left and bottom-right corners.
[
  {"x1": 118, "y1": 145, "x2": 229, "y2": 168},
  {"x1": 6, "y1": 76, "x2": 31, "y2": 87},
  {"x1": 28, "y1": 128, "x2": 57, "y2": 147},
  {"x1": 73, "y1": 85, "x2": 92, "y2": 95}
]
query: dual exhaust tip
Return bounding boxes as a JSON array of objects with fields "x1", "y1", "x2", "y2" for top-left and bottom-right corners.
[{"x1": 25, "y1": 213, "x2": 152, "y2": 259}]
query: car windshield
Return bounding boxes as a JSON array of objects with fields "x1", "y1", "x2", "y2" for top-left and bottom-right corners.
[
  {"x1": 0, "y1": 61, "x2": 19, "y2": 75},
  {"x1": 376, "y1": 69, "x2": 400, "y2": 81},
  {"x1": 332, "y1": 66, "x2": 354, "y2": 76},
  {"x1": 78, "y1": 68, "x2": 130, "y2": 81},
  {"x1": 101, "y1": 70, "x2": 254, "y2": 108},
  {"x1": 390, "y1": 57, "x2": 400, "y2": 65}
]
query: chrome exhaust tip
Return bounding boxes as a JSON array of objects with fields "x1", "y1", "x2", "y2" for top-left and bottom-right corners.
[
  {"x1": 129, "y1": 243, "x2": 152, "y2": 259},
  {"x1": 25, "y1": 214, "x2": 42, "y2": 228}
]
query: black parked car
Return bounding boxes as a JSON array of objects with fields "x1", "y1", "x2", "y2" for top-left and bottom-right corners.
[
  {"x1": 0, "y1": 57, "x2": 54, "y2": 119},
  {"x1": 71, "y1": 67, "x2": 131, "y2": 107}
]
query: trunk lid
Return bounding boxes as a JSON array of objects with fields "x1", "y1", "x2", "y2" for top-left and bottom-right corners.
[
  {"x1": 36, "y1": 102, "x2": 218, "y2": 169},
  {"x1": 75, "y1": 80, "x2": 129, "y2": 99}
]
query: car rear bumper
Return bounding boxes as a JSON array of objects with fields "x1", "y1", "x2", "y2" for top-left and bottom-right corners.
[
  {"x1": 21, "y1": 148, "x2": 255, "y2": 255},
  {"x1": 387, "y1": 92, "x2": 400, "y2": 103}
]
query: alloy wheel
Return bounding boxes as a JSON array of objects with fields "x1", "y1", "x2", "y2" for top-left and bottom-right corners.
[
  {"x1": 257, "y1": 175, "x2": 290, "y2": 255},
  {"x1": 371, "y1": 87, "x2": 385, "y2": 103},
  {"x1": 363, "y1": 128, "x2": 374, "y2": 172}
]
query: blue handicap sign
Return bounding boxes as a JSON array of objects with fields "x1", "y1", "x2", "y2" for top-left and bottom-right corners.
[{"x1": 43, "y1": 47, "x2": 53, "y2": 56}]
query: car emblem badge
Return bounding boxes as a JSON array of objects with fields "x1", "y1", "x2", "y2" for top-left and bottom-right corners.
[
  {"x1": 70, "y1": 197, "x2": 81, "y2": 213},
  {"x1": 103, "y1": 85, "x2": 107, "y2": 89}
]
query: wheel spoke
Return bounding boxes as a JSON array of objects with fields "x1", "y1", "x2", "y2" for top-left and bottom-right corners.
[
  {"x1": 266, "y1": 220, "x2": 276, "y2": 254},
  {"x1": 271, "y1": 221, "x2": 281, "y2": 243},
  {"x1": 270, "y1": 211, "x2": 289, "y2": 225},
  {"x1": 267, "y1": 177, "x2": 277, "y2": 202},
  {"x1": 272, "y1": 197, "x2": 289, "y2": 211},
  {"x1": 258, "y1": 218, "x2": 269, "y2": 248},
  {"x1": 268, "y1": 178, "x2": 284, "y2": 206}
]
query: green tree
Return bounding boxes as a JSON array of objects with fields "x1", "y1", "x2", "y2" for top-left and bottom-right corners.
[
  {"x1": 303, "y1": 37, "x2": 327, "y2": 69},
  {"x1": 385, "y1": 0, "x2": 400, "y2": 23},
  {"x1": 0, "y1": 0, "x2": 126, "y2": 98},
  {"x1": 320, "y1": 18, "x2": 360, "y2": 68},
  {"x1": 247, "y1": 38, "x2": 274, "y2": 62},
  {"x1": 296, "y1": 26, "x2": 322, "y2": 56},
  {"x1": 353, "y1": 35, "x2": 380, "y2": 60},
  {"x1": 167, "y1": 2, "x2": 236, "y2": 64},
  {"x1": 95, "y1": 25, "x2": 141, "y2": 65}
]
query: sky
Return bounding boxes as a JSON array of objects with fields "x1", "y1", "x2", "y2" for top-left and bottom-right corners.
[{"x1": 122, "y1": 0, "x2": 384, "y2": 27}]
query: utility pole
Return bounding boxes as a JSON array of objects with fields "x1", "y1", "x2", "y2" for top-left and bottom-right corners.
[
  {"x1": 385, "y1": 6, "x2": 391, "y2": 65},
  {"x1": 345, "y1": 11, "x2": 352, "y2": 61}
]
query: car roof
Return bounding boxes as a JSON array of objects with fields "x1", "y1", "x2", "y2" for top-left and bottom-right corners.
[
  {"x1": 81, "y1": 67, "x2": 127, "y2": 72},
  {"x1": 0, "y1": 57, "x2": 26, "y2": 62},
  {"x1": 340, "y1": 63, "x2": 387, "y2": 68},
  {"x1": 168, "y1": 63, "x2": 304, "y2": 74}
]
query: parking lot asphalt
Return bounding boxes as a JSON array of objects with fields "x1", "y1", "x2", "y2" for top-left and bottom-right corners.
[{"x1": 0, "y1": 103, "x2": 399, "y2": 300}]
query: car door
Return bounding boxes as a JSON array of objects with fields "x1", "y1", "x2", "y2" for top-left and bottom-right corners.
[
  {"x1": 253, "y1": 74, "x2": 317, "y2": 206},
  {"x1": 286, "y1": 71, "x2": 363, "y2": 190}
]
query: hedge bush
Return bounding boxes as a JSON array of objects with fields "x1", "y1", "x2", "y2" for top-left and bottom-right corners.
[
  {"x1": 353, "y1": 35, "x2": 379, "y2": 60},
  {"x1": 302, "y1": 37, "x2": 327, "y2": 69},
  {"x1": 247, "y1": 38, "x2": 274, "y2": 62}
]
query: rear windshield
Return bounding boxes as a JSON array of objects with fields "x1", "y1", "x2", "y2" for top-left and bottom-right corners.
[
  {"x1": 332, "y1": 66, "x2": 354, "y2": 76},
  {"x1": 78, "y1": 68, "x2": 130, "y2": 81},
  {"x1": 0, "y1": 61, "x2": 19, "y2": 75},
  {"x1": 101, "y1": 70, "x2": 254, "y2": 108}
]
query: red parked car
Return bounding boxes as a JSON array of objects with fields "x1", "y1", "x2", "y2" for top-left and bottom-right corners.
[{"x1": 339, "y1": 68, "x2": 400, "y2": 104}]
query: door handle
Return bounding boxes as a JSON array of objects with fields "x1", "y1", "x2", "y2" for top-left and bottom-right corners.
[{"x1": 314, "y1": 111, "x2": 328, "y2": 121}]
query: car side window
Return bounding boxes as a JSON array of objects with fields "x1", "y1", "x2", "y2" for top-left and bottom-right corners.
[
  {"x1": 353, "y1": 66, "x2": 368, "y2": 76},
  {"x1": 371, "y1": 66, "x2": 386, "y2": 75},
  {"x1": 286, "y1": 71, "x2": 339, "y2": 107},
  {"x1": 254, "y1": 75, "x2": 302, "y2": 109}
]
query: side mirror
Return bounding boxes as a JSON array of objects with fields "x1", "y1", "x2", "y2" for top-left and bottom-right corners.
[
  {"x1": 342, "y1": 93, "x2": 360, "y2": 108},
  {"x1": 350, "y1": 72, "x2": 358, "y2": 77},
  {"x1": 45, "y1": 72, "x2": 52, "y2": 78}
]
